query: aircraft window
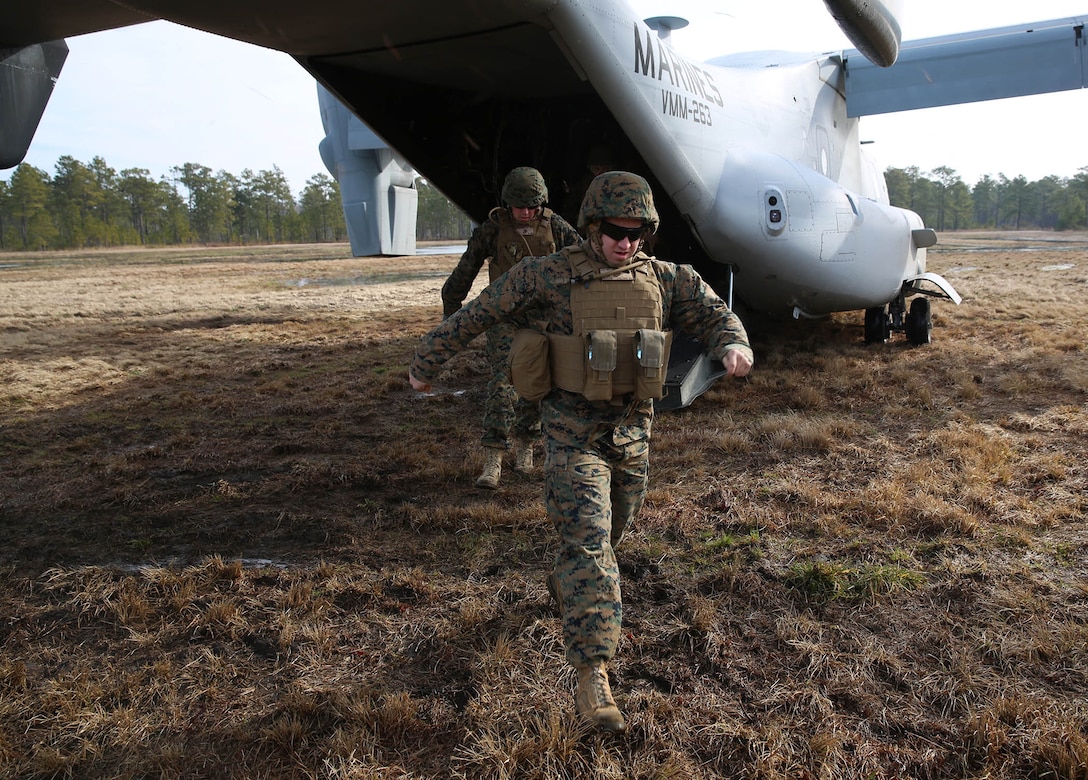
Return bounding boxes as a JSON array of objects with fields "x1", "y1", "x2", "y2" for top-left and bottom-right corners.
[{"x1": 816, "y1": 126, "x2": 830, "y2": 175}]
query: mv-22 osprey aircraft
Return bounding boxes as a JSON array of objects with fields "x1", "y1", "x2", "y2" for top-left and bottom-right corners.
[{"x1": 2, "y1": 0, "x2": 1086, "y2": 406}]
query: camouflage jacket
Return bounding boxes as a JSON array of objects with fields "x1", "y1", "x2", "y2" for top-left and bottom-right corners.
[
  {"x1": 413, "y1": 242, "x2": 752, "y2": 447},
  {"x1": 440, "y1": 208, "x2": 581, "y2": 318}
]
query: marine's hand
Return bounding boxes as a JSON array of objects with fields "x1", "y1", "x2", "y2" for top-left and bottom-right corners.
[
  {"x1": 722, "y1": 348, "x2": 752, "y2": 378},
  {"x1": 408, "y1": 370, "x2": 432, "y2": 392}
]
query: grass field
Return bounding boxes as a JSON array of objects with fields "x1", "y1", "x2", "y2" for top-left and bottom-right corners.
[{"x1": 1, "y1": 233, "x2": 1086, "y2": 778}]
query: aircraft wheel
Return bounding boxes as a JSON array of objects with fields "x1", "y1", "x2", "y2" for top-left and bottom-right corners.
[
  {"x1": 905, "y1": 297, "x2": 932, "y2": 345},
  {"x1": 864, "y1": 306, "x2": 890, "y2": 344}
]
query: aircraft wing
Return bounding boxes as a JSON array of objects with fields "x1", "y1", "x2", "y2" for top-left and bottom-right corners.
[
  {"x1": 844, "y1": 15, "x2": 1087, "y2": 117},
  {"x1": 0, "y1": 39, "x2": 68, "y2": 168},
  {"x1": 1, "y1": 1, "x2": 590, "y2": 224},
  {"x1": 0, "y1": 2, "x2": 576, "y2": 96}
]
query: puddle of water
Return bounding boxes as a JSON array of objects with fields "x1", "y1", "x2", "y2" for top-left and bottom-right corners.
[
  {"x1": 414, "y1": 390, "x2": 469, "y2": 399},
  {"x1": 938, "y1": 244, "x2": 1082, "y2": 254},
  {"x1": 944, "y1": 262, "x2": 1076, "y2": 274},
  {"x1": 114, "y1": 558, "x2": 292, "y2": 573},
  {"x1": 285, "y1": 247, "x2": 467, "y2": 287},
  {"x1": 416, "y1": 243, "x2": 467, "y2": 256},
  {"x1": 287, "y1": 269, "x2": 450, "y2": 287}
]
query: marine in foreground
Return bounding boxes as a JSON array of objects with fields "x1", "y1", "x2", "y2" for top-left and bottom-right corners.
[{"x1": 409, "y1": 172, "x2": 753, "y2": 731}]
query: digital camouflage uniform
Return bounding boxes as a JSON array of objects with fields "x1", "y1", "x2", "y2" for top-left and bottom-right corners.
[
  {"x1": 413, "y1": 243, "x2": 752, "y2": 669},
  {"x1": 441, "y1": 186, "x2": 581, "y2": 451}
]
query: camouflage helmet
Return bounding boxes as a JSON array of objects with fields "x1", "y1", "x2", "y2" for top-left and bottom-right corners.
[
  {"x1": 577, "y1": 171, "x2": 659, "y2": 234},
  {"x1": 501, "y1": 166, "x2": 548, "y2": 208}
]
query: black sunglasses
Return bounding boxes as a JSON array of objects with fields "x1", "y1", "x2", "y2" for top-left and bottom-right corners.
[{"x1": 599, "y1": 221, "x2": 647, "y2": 243}]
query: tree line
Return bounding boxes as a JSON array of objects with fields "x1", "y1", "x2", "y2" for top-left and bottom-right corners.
[
  {"x1": 0, "y1": 156, "x2": 473, "y2": 251},
  {"x1": 4, "y1": 155, "x2": 1088, "y2": 252},
  {"x1": 884, "y1": 165, "x2": 1088, "y2": 231}
]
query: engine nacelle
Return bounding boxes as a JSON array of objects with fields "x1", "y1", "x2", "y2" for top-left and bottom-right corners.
[{"x1": 704, "y1": 148, "x2": 932, "y2": 317}]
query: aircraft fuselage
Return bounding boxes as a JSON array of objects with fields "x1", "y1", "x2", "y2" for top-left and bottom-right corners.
[{"x1": 2, "y1": 0, "x2": 968, "y2": 325}]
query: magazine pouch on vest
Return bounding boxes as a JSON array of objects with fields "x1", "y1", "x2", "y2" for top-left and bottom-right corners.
[
  {"x1": 635, "y1": 328, "x2": 669, "y2": 400},
  {"x1": 544, "y1": 246, "x2": 672, "y2": 403},
  {"x1": 584, "y1": 330, "x2": 617, "y2": 401},
  {"x1": 510, "y1": 329, "x2": 551, "y2": 401}
]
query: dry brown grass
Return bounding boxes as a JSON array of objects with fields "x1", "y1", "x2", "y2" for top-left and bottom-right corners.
[{"x1": 1, "y1": 232, "x2": 1087, "y2": 778}]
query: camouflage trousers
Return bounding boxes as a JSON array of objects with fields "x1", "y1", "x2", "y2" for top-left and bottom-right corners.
[
  {"x1": 482, "y1": 322, "x2": 541, "y2": 449},
  {"x1": 545, "y1": 435, "x2": 649, "y2": 668}
]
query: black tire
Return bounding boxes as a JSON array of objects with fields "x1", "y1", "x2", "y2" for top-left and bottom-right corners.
[
  {"x1": 906, "y1": 297, "x2": 932, "y2": 345},
  {"x1": 864, "y1": 306, "x2": 889, "y2": 344}
]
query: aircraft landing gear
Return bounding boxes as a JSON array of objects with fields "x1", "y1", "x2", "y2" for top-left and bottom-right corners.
[
  {"x1": 865, "y1": 272, "x2": 959, "y2": 345},
  {"x1": 905, "y1": 297, "x2": 932, "y2": 345},
  {"x1": 865, "y1": 295, "x2": 932, "y2": 345},
  {"x1": 864, "y1": 306, "x2": 890, "y2": 344}
]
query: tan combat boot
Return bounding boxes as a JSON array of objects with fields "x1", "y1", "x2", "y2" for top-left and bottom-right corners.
[
  {"x1": 511, "y1": 439, "x2": 534, "y2": 474},
  {"x1": 575, "y1": 663, "x2": 625, "y2": 732},
  {"x1": 475, "y1": 448, "x2": 503, "y2": 489}
]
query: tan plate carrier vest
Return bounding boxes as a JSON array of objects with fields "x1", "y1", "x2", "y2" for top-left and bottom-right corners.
[
  {"x1": 509, "y1": 246, "x2": 673, "y2": 403},
  {"x1": 487, "y1": 207, "x2": 557, "y2": 282}
]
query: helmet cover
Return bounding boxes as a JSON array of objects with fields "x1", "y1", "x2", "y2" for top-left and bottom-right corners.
[
  {"x1": 577, "y1": 171, "x2": 659, "y2": 233},
  {"x1": 501, "y1": 166, "x2": 548, "y2": 208}
]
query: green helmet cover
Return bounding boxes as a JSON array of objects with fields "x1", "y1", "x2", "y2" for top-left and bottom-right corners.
[
  {"x1": 501, "y1": 167, "x2": 548, "y2": 208},
  {"x1": 577, "y1": 171, "x2": 659, "y2": 233}
]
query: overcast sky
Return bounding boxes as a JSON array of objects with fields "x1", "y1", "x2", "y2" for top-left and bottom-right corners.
[{"x1": 7, "y1": 0, "x2": 1088, "y2": 193}]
